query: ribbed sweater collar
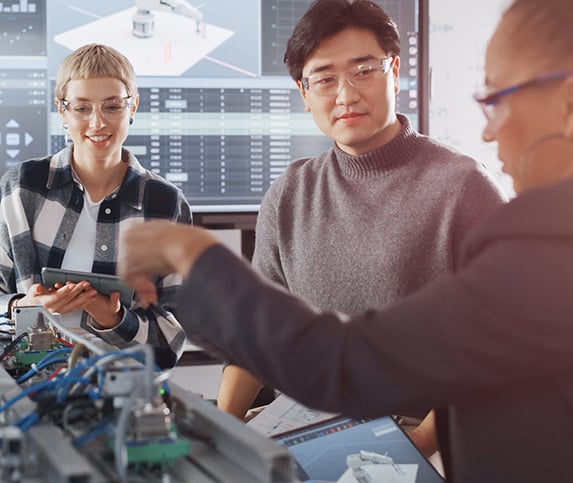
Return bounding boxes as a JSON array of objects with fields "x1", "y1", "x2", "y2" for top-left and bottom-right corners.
[{"x1": 333, "y1": 113, "x2": 426, "y2": 179}]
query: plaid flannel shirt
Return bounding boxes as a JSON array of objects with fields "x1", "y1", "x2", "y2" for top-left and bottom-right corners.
[{"x1": 0, "y1": 146, "x2": 193, "y2": 368}]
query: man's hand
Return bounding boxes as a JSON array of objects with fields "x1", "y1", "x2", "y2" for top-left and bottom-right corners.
[{"x1": 118, "y1": 220, "x2": 220, "y2": 307}]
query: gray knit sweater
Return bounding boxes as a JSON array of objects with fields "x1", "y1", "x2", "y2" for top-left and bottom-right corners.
[{"x1": 253, "y1": 114, "x2": 507, "y2": 314}]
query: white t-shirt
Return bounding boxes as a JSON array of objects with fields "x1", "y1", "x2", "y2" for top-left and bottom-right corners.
[{"x1": 59, "y1": 190, "x2": 101, "y2": 326}]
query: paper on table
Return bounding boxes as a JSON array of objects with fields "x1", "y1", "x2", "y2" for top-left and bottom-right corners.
[{"x1": 246, "y1": 393, "x2": 338, "y2": 437}]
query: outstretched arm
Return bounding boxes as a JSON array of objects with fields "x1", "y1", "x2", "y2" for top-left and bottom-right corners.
[{"x1": 119, "y1": 217, "x2": 573, "y2": 418}]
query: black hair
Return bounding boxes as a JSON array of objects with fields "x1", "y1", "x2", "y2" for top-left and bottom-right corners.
[{"x1": 284, "y1": 0, "x2": 401, "y2": 82}]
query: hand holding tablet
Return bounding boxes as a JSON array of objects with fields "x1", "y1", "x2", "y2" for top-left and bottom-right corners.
[{"x1": 41, "y1": 267, "x2": 134, "y2": 306}]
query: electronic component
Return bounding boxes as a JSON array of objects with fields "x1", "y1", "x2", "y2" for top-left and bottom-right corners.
[{"x1": 0, "y1": 308, "x2": 298, "y2": 482}]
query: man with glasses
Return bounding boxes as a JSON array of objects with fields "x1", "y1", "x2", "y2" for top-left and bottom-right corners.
[
  {"x1": 0, "y1": 43, "x2": 191, "y2": 369},
  {"x1": 216, "y1": 0, "x2": 506, "y2": 457}
]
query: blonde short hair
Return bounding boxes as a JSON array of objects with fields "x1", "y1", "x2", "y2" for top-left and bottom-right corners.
[{"x1": 55, "y1": 43, "x2": 138, "y2": 100}]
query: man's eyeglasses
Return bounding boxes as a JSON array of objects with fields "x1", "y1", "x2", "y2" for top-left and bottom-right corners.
[
  {"x1": 473, "y1": 71, "x2": 570, "y2": 123},
  {"x1": 301, "y1": 56, "x2": 395, "y2": 97},
  {"x1": 60, "y1": 96, "x2": 134, "y2": 121}
]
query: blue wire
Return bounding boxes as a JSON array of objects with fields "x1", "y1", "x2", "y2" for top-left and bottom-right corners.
[
  {"x1": 1, "y1": 347, "x2": 165, "y2": 439},
  {"x1": 16, "y1": 356, "x2": 70, "y2": 384},
  {"x1": 0, "y1": 379, "x2": 56, "y2": 414},
  {"x1": 15, "y1": 412, "x2": 39, "y2": 431},
  {"x1": 72, "y1": 419, "x2": 113, "y2": 448},
  {"x1": 40, "y1": 346, "x2": 72, "y2": 361},
  {"x1": 55, "y1": 350, "x2": 147, "y2": 404},
  {"x1": 3, "y1": 347, "x2": 166, "y2": 434},
  {"x1": 55, "y1": 375, "x2": 93, "y2": 404}
]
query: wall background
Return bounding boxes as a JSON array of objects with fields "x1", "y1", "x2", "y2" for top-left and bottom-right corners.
[{"x1": 428, "y1": 0, "x2": 513, "y2": 197}]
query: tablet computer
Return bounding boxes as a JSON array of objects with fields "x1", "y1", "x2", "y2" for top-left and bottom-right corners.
[
  {"x1": 272, "y1": 414, "x2": 444, "y2": 483},
  {"x1": 41, "y1": 267, "x2": 134, "y2": 306}
]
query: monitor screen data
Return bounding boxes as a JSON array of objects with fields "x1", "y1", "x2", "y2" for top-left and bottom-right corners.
[{"x1": 0, "y1": 0, "x2": 422, "y2": 213}]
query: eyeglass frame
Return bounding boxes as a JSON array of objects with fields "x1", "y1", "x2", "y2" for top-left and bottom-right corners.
[
  {"x1": 59, "y1": 96, "x2": 134, "y2": 121},
  {"x1": 473, "y1": 71, "x2": 571, "y2": 122},
  {"x1": 300, "y1": 56, "x2": 396, "y2": 96}
]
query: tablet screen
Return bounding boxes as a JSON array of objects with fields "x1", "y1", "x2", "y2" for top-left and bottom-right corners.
[{"x1": 273, "y1": 415, "x2": 444, "y2": 483}]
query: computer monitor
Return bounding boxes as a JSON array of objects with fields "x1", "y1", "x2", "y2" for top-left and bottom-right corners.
[{"x1": 0, "y1": 0, "x2": 428, "y2": 226}]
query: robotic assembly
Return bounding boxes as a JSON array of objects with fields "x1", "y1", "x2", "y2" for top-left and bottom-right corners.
[
  {"x1": 0, "y1": 307, "x2": 411, "y2": 483},
  {"x1": 0, "y1": 306, "x2": 294, "y2": 483},
  {"x1": 132, "y1": 0, "x2": 204, "y2": 37}
]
